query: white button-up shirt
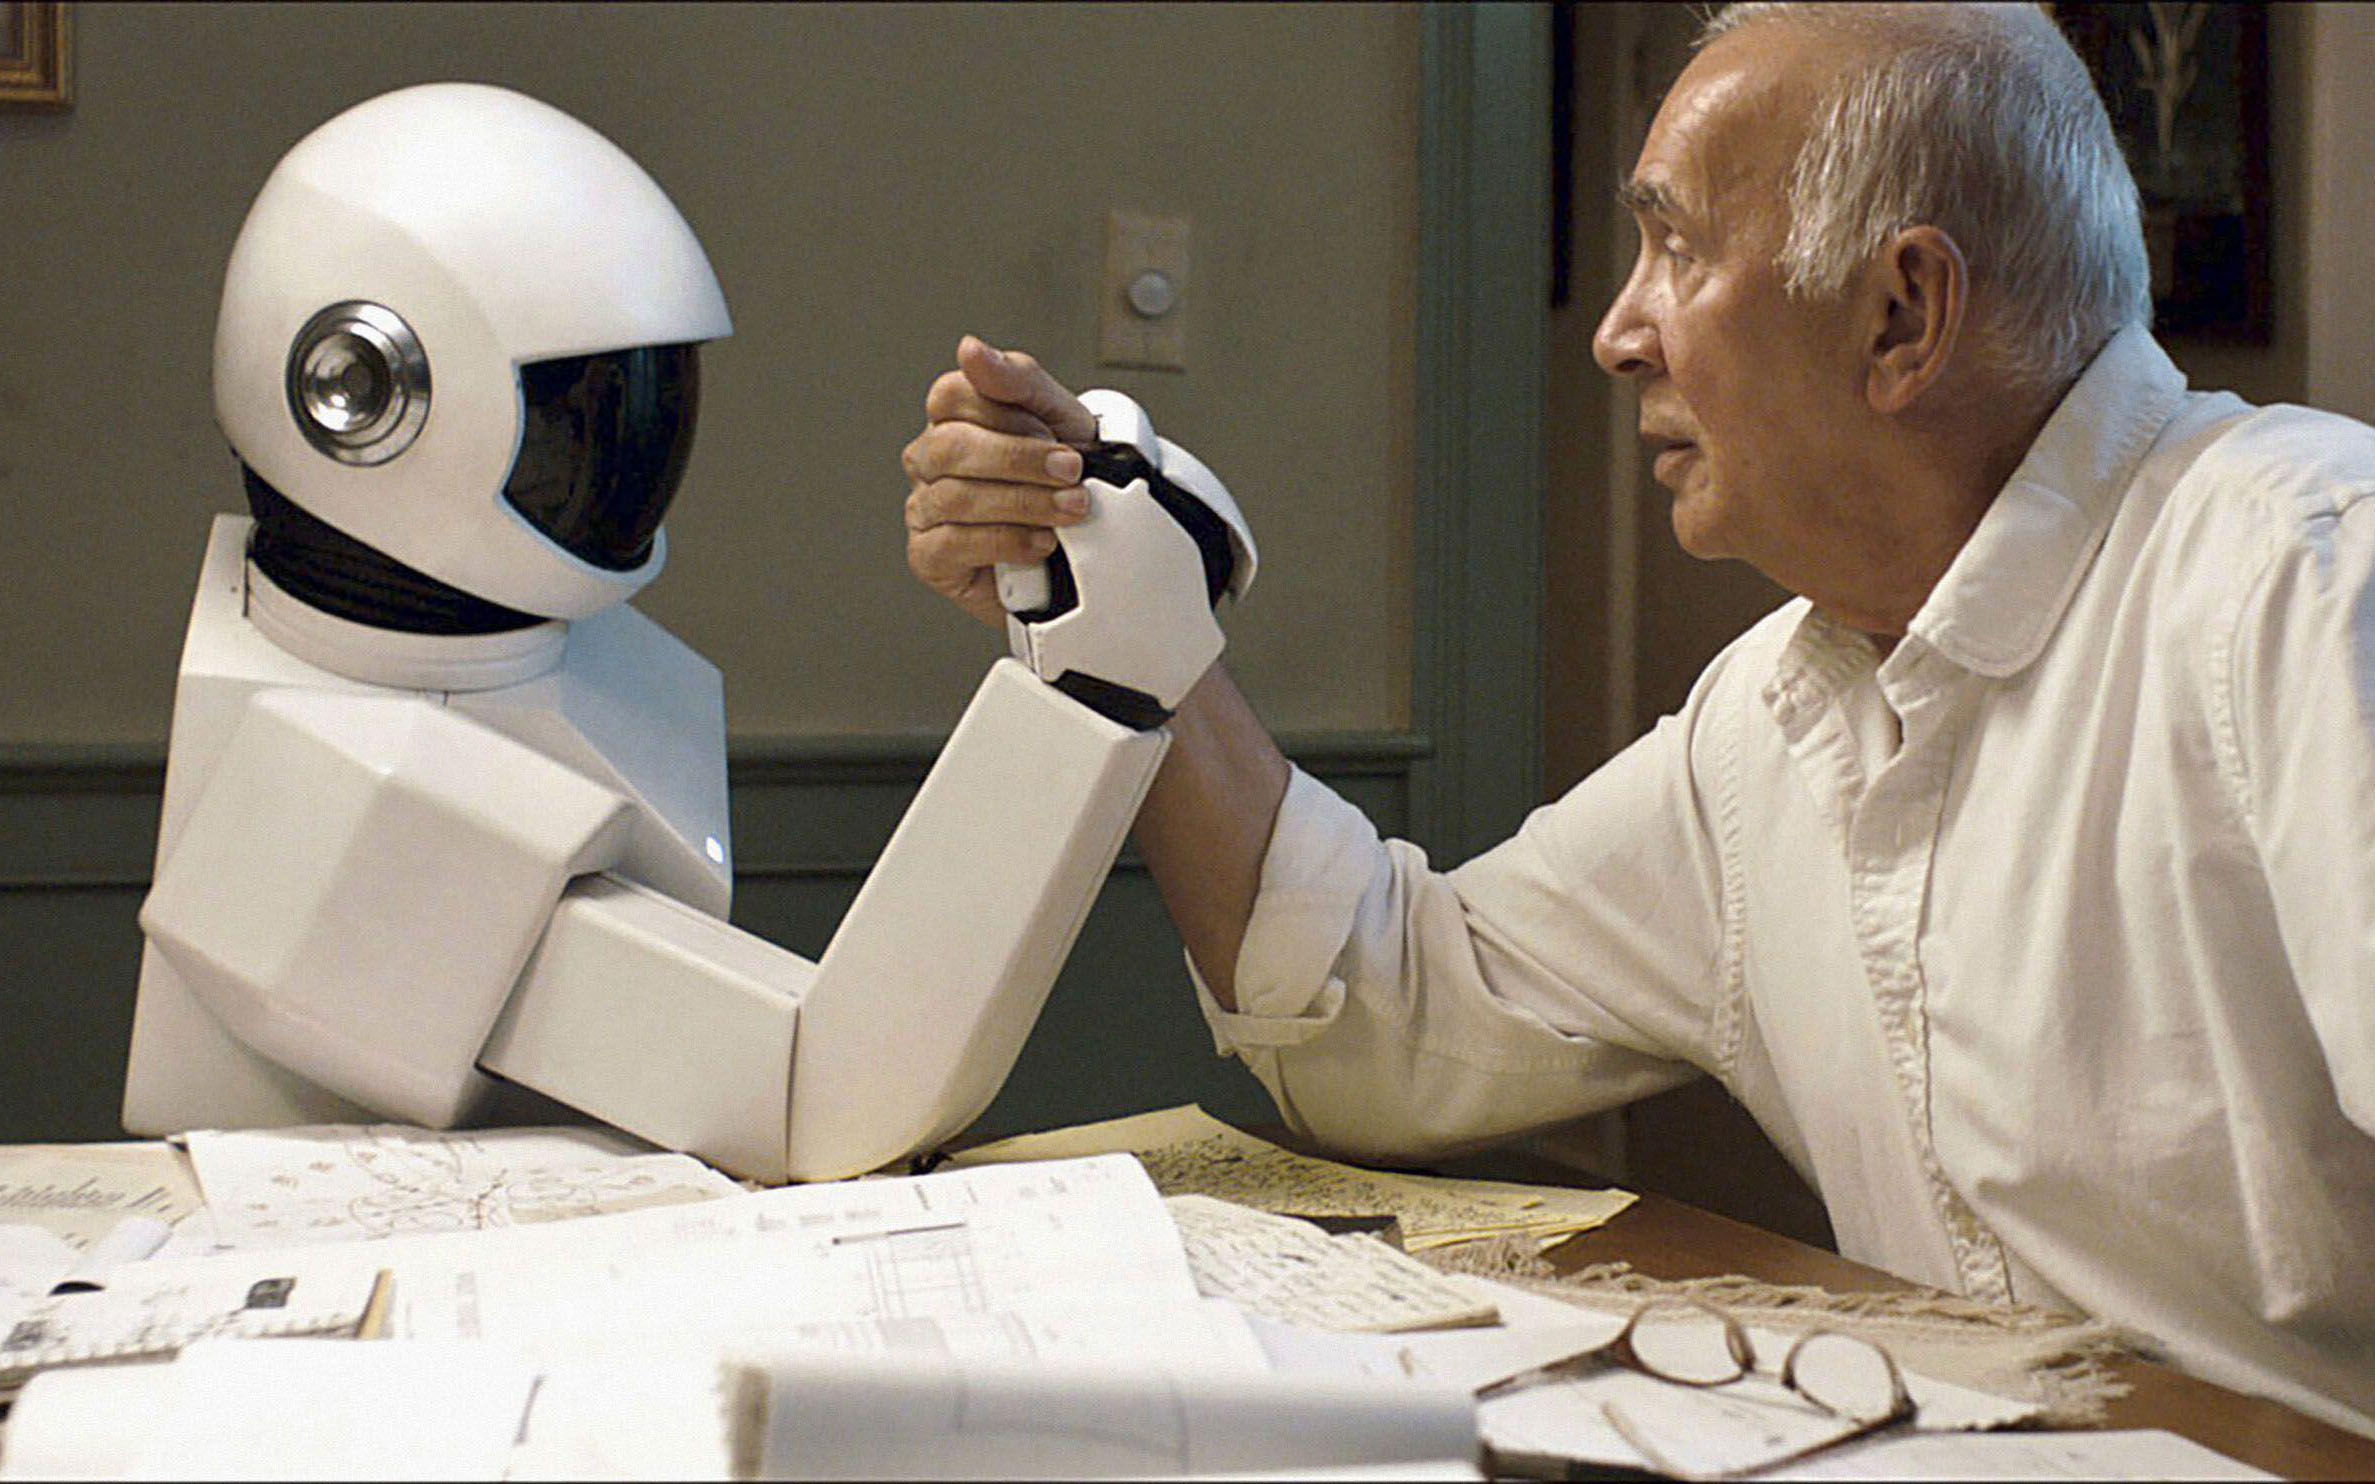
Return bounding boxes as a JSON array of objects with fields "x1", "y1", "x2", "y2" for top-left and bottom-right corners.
[{"x1": 1197, "y1": 327, "x2": 2375, "y2": 1434}]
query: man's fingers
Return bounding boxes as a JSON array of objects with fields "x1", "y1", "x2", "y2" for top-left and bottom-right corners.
[
  {"x1": 939, "y1": 570, "x2": 1008, "y2": 630},
  {"x1": 906, "y1": 521, "x2": 1061, "y2": 588},
  {"x1": 902, "y1": 421, "x2": 1085, "y2": 487},
  {"x1": 923, "y1": 370, "x2": 1056, "y2": 440},
  {"x1": 904, "y1": 476, "x2": 1090, "y2": 533},
  {"x1": 957, "y1": 336, "x2": 1098, "y2": 443},
  {"x1": 905, "y1": 534, "x2": 1023, "y2": 633},
  {"x1": 904, "y1": 340, "x2": 1094, "y2": 631}
]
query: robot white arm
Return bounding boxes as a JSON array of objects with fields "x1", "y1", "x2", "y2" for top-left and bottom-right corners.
[
  {"x1": 475, "y1": 656, "x2": 1164, "y2": 1182},
  {"x1": 133, "y1": 385, "x2": 1253, "y2": 1183},
  {"x1": 476, "y1": 389, "x2": 1255, "y2": 1180}
]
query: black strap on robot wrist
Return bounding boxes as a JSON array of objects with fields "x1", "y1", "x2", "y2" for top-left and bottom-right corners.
[{"x1": 1051, "y1": 670, "x2": 1172, "y2": 731}]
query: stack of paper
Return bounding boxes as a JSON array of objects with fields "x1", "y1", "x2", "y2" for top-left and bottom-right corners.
[
  {"x1": 3, "y1": 1335, "x2": 1486, "y2": 1483},
  {"x1": 953, "y1": 1105, "x2": 1634, "y2": 1252},
  {"x1": 3, "y1": 1338, "x2": 650, "y2": 1481},
  {"x1": 371, "y1": 1155, "x2": 1263, "y2": 1364},
  {"x1": 0, "y1": 1155, "x2": 1487, "y2": 1481},
  {"x1": 0, "y1": 1118, "x2": 2270, "y2": 1483}
]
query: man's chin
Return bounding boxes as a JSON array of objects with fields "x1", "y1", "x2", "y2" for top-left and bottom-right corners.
[{"x1": 1667, "y1": 493, "x2": 1734, "y2": 562}]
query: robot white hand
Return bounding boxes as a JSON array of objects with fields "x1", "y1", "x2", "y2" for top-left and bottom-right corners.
[{"x1": 1001, "y1": 389, "x2": 1258, "y2": 726}]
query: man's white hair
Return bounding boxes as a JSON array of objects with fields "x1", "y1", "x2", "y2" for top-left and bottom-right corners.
[{"x1": 1699, "y1": 2, "x2": 2151, "y2": 392}]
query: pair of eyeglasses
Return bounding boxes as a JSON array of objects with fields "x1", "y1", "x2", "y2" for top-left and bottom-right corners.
[
  {"x1": 1480, "y1": 1300, "x2": 1916, "y2": 1478},
  {"x1": 1606, "y1": 1300, "x2": 1913, "y2": 1425}
]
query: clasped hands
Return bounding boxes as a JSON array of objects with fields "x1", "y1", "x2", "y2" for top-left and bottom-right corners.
[{"x1": 901, "y1": 334, "x2": 1101, "y2": 629}]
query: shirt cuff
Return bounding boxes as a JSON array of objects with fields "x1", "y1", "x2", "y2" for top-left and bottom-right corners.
[
  {"x1": 1192, "y1": 765, "x2": 1382, "y2": 1054},
  {"x1": 1189, "y1": 949, "x2": 1345, "y2": 1053}
]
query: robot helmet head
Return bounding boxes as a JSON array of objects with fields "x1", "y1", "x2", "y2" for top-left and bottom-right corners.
[{"x1": 214, "y1": 83, "x2": 731, "y2": 621}]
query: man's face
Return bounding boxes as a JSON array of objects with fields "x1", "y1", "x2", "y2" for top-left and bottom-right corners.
[{"x1": 1593, "y1": 28, "x2": 1871, "y2": 575}]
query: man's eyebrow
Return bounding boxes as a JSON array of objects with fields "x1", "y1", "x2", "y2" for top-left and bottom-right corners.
[{"x1": 1616, "y1": 178, "x2": 1688, "y2": 222}]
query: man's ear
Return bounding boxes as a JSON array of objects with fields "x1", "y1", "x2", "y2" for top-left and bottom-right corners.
[{"x1": 1865, "y1": 225, "x2": 1967, "y2": 415}]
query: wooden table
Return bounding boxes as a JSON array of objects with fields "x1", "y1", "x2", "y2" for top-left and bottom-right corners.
[{"x1": 1545, "y1": 1189, "x2": 2375, "y2": 1480}]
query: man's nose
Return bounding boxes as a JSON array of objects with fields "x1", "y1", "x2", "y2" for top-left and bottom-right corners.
[{"x1": 1593, "y1": 287, "x2": 1660, "y2": 379}]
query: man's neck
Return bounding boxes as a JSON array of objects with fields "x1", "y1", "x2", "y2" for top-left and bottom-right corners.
[{"x1": 1815, "y1": 381, "x2": 2062, "y2": 640}]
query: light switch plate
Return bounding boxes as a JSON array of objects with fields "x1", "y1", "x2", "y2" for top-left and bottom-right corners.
[{"x1": 1099, "y1": 209, "x2": 1190, "y2": 371}]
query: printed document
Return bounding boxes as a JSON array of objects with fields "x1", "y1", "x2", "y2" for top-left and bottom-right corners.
[
  {"x1": 73, "y1": 1154, "x2": 1228, "y2": 1369},
  {"x1": 380, "y1": 1153, "x2": 1208, "y2": 1350}
]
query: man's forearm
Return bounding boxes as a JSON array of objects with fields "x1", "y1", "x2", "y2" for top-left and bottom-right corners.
[{"x1": 1133, "y1": 664, "x2": 1292, "y2": 1011}]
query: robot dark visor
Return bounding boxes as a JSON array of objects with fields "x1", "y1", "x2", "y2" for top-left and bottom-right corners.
[{"x1": 502, "y1": 343, "x2": 701, "y2": 571}]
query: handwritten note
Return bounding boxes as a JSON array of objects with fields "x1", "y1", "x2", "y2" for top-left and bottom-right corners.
[
  {"x1": 182, "y1": 1123, "x2": 743, "y2": 1249},
  {"x1": 955, "y1": 1105, "x2": 1635, "y2": 1251},
  {"x1": 0, "y1": 1143, "x2": 201, "y2": 1252},
  {"x1": 1166, "y1": 1195, "x2": 1499, "y2": 1333}
]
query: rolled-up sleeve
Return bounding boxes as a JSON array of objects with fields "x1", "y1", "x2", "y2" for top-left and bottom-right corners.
[{"x1": 1198, "y1": 666, "x2": 1742, "y2": 1163}]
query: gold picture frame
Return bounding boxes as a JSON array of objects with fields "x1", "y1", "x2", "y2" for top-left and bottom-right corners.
[{"x1": 0, "y1": 2, "x2": 71, "y2": 110}]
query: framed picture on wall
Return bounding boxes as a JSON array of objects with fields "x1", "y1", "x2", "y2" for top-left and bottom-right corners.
[
  {"x1": 0, "y1": 2, "x2": 71, "y2": 110},
  {"x1": 2053, "y1": 3, "x2": 2271, "y2": 343}
]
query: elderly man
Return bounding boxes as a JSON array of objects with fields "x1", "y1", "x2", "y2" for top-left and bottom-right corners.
[{"x1": 900, "y1": 2, "x2": 2375, "y2": 1434}]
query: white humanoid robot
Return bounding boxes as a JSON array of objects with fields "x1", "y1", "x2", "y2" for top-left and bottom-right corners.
[{"x1": 121, "y1": 83, "x2": 1254, "y2": 1184}]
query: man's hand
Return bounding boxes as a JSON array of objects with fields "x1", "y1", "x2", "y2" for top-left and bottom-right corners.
[{"x1": 903, "y1": 336, "x2": 1102, "y2": 628}]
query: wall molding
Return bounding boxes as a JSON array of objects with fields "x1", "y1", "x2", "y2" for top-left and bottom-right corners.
[
  {"x1": 0, "y1": 743, "x2": 168, "y2": 890},
  {"x1": 0, "y1": 732, "x2": 1429, "y2": 891},
  {"x1": 1411, "y1": 2, "x2": 1551, "y2": 862}
]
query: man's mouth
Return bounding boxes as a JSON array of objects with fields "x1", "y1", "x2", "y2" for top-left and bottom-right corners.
[{"x1": 1642, "y1": 432, "x2": 1696, "y2": 477}]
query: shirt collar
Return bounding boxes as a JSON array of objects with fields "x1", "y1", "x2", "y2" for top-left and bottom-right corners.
[{"x1": 1902, "y1": 324, "x2": 2188, "y2": 679}]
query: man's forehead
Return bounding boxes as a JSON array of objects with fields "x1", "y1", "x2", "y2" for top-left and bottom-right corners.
[{"x1": 1629, "y1": 29, "x2": 1833, "y2": 222}]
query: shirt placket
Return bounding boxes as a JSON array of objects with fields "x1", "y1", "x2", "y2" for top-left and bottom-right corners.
[
  {"x1": 1853, "y1": 656, "x2": 2012, "y2": 1304},
  {"x1": 1767, "y1": 639, "x2": 2013, "y2": 1304}
]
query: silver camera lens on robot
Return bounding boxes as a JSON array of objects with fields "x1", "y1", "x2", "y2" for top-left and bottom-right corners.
[{"x1": 285, "y1": 300, "x2": 431, "y2": 465}]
